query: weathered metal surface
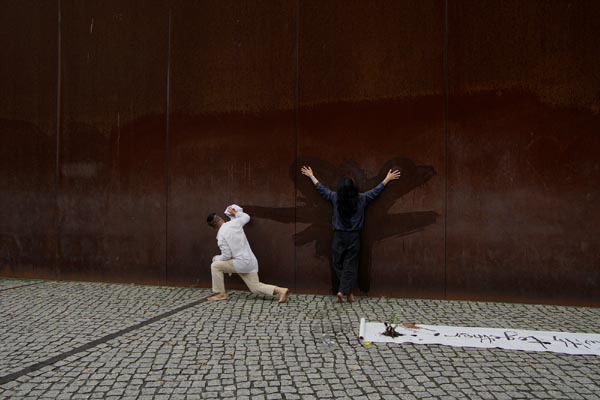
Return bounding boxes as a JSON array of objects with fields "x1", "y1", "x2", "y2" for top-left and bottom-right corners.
[
  {"x1": 0, "y1": 1, "x2": 58, "y2": 278},
  {"x1": 0, "y1": 0, "x2": 599, "y2": 305},
  {"x1": 295, "y1": 1, "x2": 446, "y2": 296},
  {"x1": 446, "y1": 0, "x2": 600, "y2": 304},
  {"x1": 167, "y1": 1, "x2": 296, "y2": 290},
  {"x1": 58, "y1": 0, "x2": 168, "y2": 283}
]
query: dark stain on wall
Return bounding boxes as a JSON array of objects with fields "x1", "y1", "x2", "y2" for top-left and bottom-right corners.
[{"x1": 245, "y1": 156, "x2": 438, "y2": 293}]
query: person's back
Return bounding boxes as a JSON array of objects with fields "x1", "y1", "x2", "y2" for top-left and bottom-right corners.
[
  {"x1": 300, "y1": 165, "x2": 401, "y2": 302},
  {"x1": 324, "y1": 185, "x2": 383, "y2": 231}
]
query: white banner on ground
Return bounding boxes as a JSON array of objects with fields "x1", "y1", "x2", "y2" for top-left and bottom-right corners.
[{"x1": 358, "y1": 319, "x2": 600, "y2": 356}]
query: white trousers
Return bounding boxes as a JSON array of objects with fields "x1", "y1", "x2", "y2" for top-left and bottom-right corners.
[{"x1": 211, "y1": 260, "x2": 276, "y2": 296}]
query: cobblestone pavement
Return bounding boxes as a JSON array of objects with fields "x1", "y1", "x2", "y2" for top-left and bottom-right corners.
[
  {"x1": 0, "y1": 279, "x2": 209, "y2": 378},
  {"x1": 0, "y1": 278, "x2": 599, "y2": 399}
]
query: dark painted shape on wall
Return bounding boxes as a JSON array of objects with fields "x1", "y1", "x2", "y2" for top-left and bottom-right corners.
[
  {"x1": 297, "y1": 0, "x2": 446, "y2": 297},
  {"x1": 245, "y1": 155, "x2": 438, "y2": 293}
]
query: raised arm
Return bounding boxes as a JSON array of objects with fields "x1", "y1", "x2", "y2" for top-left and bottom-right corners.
[
  {"x1": 236, "y1": 211, "x2": 250, "y2": 226},
  {"x1": 227, "y1": 206, "x2": 251, "y2": 226},
  {"x1": 382, "y1": 169, "x2": 402, "y2": 186},
  {"x1": 301, "y1": 165, "x2": 334, "y2": 201},
  {"x1": 362, "y1": 169, "x2": 402, "y2": 204}
]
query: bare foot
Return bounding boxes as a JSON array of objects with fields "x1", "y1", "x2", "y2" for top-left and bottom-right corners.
[
  {"x1": 277, "y1": 288, "x2": 289, "y2": 304},
  {"x1": 336, "y1": 292, "x2": 344, "y2": 303},
  {"x1": 347, "y1": 294, "x2": 355, "y2": 303},
  {"x1": 207, "y1": 293, "x2": 228, "y2": 301}
]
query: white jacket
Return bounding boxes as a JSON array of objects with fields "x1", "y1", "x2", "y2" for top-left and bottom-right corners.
[{"x1": 212, "y1": 209, "x2": 258, "y2": 273}]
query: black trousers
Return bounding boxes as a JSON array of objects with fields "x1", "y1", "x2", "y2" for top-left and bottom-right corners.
[{"x1": 331, "y1": 230, "x2": 360, "y2": 294}]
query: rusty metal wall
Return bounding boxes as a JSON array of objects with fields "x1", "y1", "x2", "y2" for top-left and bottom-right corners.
[
  {"x1": 167, "y1": 0, "x2": 296, "y2": 290},
  {"x1": 0, "y1": 1, "x2": 58, "y2": 279},
  {"x1": 295, "y1": 1, "x2": 445, "y2": 297},
  {"x1": 58, "y1": 0, "x2": 169, "y2": 284},
  {"x1": 446, "y1": 0, "x2": 600, "y2": 305},
  {"x1": 1, "y1": 0, "x2": 599, "y2": 305}
]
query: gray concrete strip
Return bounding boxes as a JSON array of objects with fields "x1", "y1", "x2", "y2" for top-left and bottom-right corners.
[{"x1": 0, "y1": 281, "x2": 45, "y2": 292}]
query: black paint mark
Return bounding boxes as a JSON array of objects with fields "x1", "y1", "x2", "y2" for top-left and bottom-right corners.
[{"x1": 244, "y1": 156, "x2": 438, "y2": 292}]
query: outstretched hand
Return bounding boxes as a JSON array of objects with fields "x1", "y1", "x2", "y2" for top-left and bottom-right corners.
[
  {"x1": 301, "y1": 166, "x2": 319, "y2": 185},
  {"x1": 383, "y1": 169, "x2": 402, "y2": 185},
  {"x1": 300, "y1": 166, "x2": 314, "y2": 178}
]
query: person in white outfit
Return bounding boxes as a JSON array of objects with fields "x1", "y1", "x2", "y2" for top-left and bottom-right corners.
[{"x1": 206, "y1": 206, "x2": 289, "y2": 303}]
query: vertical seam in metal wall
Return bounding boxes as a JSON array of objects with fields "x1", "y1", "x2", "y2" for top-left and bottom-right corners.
[
  {"x1": 293, "y1": 0, "x2": 300, "y2": 291},
  {"x1": 55, "y1": 0, "x2": 62, "y2": 279},
  {"x1": 443, "y1": 0, "x2": 449, "y2": 299},
  {"x1": 164, "y1": 0, "x2": 173, "y2": 285}
]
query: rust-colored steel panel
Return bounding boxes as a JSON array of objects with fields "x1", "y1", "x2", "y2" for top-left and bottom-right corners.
[
  {"x1": 58, "y1": 0, "x2": 168, "y2": 283},
  {"x1": 0, "y1": 1, "x2": 57, "y2": 278},
  {"x1": 296, "y1": 1, "x2": 446, "y2": 296},
  {"x1": 447, "y1": 1, "x2": 600, "y2": 304},
  {"x1": 168, "y1": 1, "x2": 296, "y2": 289},
  {"x1": 2, "y1": 0, "x2": 599, "y2": 306}
]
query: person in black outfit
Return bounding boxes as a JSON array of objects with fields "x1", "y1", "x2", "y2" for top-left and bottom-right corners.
[{"x1": 301, "y1": 165, "x2": 402, "y2": 302}]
